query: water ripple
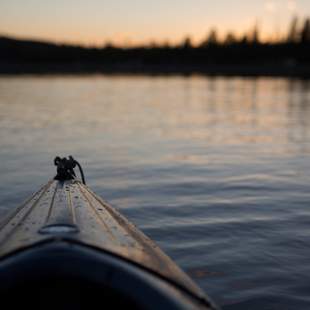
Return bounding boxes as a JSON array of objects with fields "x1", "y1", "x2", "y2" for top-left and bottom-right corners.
[{"x1": 0, "y1": 75, "x2": 310, "y2": 309}]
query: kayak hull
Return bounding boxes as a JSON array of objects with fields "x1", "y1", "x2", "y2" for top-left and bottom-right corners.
[{"x1": 0, "y1": 180, "x2": 217, "y2": 309}]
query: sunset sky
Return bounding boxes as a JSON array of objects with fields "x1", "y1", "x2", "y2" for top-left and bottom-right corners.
[{"x1": 0, "y1": 0, "x2": 309, "y2": 46}]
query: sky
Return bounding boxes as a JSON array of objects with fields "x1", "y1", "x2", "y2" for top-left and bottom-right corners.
[{"x1": 0, "y1": 0, "x2": 309, "y2": 46}]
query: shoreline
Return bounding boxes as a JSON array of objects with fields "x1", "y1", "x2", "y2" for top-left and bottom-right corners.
[{"x1": 1, "y1": 63, "x2": 310, "y2": 78}]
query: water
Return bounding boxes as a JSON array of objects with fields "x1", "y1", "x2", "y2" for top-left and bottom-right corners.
[{"x1": 0, "y1": 75, "x2": 310, "y2": 309}]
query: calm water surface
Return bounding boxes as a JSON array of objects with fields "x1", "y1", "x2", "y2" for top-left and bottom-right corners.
[{"x1": 0, "y1": 75, "x2": 310, "y2": 309}]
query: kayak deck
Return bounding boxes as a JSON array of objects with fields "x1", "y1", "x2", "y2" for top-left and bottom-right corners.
[{"x1": 0, "y1": 179, "x2": 206, "y2": 300}]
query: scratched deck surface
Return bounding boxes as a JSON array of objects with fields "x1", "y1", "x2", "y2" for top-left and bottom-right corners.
[{"x1": 0, "y1": 179, "x2": 203, "y2": 298}]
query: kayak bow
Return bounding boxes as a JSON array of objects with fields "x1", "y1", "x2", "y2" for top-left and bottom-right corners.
[{"x1": 0, "y1": 157, "x2": 218, "y2": 310}]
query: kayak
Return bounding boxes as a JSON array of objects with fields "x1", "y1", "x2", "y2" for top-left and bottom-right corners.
[{"x1": 0, "y1": 156, "x2": 217, "y2": 310}]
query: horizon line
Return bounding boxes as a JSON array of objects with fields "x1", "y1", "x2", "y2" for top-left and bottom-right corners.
[{"x1": 1, "y1": 15, "x2": 309, "y2": 48}]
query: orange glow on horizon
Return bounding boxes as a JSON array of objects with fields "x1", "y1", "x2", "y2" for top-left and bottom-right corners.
[
  {"x1": 0, "y1": 0, "x2": 309, "y2": 47},
  {"x1": 1, "y1": 22, "x2": 299, "y2": 48}
]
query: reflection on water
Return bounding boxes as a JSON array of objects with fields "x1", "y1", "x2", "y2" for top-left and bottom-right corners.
[{"x1": 0, "y1": 75, "x2": 310, "y2": 309}]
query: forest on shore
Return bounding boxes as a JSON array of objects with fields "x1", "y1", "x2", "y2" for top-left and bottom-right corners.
[{"x1": 0, "y1": 16, "x2": 310, "y2": 76}]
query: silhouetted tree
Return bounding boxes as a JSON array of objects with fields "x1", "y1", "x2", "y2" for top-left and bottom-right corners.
[
  {"x1": 208, "y1": 29, "x2": 218, "y2": 45},
  {"x1": 287, "y1": 16, "x2": 300, "y2": 43},
  {"x1": 103, "y1": 41, "x2": 116, "y2": 49},
  {"x1": 224, "y1": 32, "x2": 237, "y2": 45},
  {"x1": 181, "y1": 36, "x2": 193, "y2": 49},
  {"x1": 200, "y1": 28, "x2": 218, "y2": 47},
  {"x1": 239, "y1": 35, "x2": 249, "y2": 45},
  {"x1": 162, "y1": 40, "x2": 172, "y2": 49},
  {"x1": 301, "y1": 18, "x2": 310, "y2": 43},
  {"x1": 148, "y1": 40, "x2": 159, "y2": 49},
  {"x1": 249, "y1": 23, "x2": 260, "y2": 44}
]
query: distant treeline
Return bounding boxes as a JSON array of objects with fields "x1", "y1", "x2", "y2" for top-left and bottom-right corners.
[{"x1": 0, "y1": 17, "x2": 310, "y2": 76}]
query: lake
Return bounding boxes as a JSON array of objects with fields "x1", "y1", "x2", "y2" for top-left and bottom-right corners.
[{"x1": 0, "y1": 75, "x2": 310, "y2": 309}]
